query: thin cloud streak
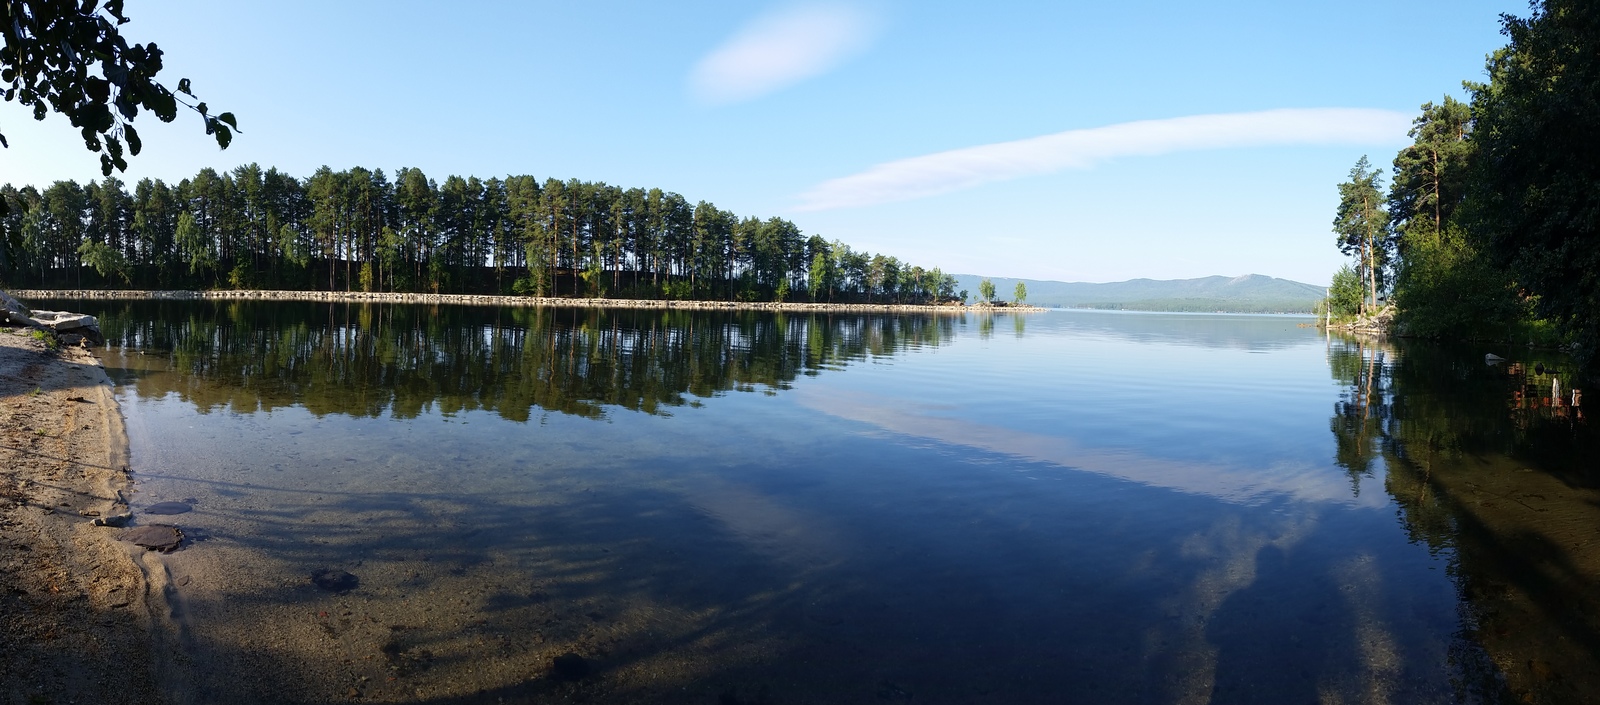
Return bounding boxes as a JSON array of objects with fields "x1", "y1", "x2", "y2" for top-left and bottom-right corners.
[
  {"x1": 794, "y1": 108, "x2": 1413, "y2": 211},
  {"x1": 690, "y1": 3, "x2": 878, "y2": 106}
]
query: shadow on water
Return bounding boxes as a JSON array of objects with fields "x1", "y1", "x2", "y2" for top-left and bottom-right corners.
[
  {"x1": 143, "y1": 474, "x2": 838, "y2": 704},
  {"x1": 1326, "y1": 334, "x2": 1600, "y2": 704},
  {"x1": 33, "y1": 299, "x2": 1600, "y2": 703},
  {"x1": 130, "y1": 456, "x2": 1166, "y2": 703}
]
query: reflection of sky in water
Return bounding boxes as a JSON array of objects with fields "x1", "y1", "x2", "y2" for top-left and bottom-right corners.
[
  {"x1": 97, "y1": 304, "x2": 1509, "y2": 702},
  {"x1": 816, "y1": 311, "x2": 1364, "y2": 503}
]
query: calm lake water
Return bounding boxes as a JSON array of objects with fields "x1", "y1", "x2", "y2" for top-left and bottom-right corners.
[{"x1": 58, "y1": 300, "x2": 1600, "y2": 704}]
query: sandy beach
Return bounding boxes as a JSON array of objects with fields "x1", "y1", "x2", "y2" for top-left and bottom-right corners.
[{"x1": 0, "y1": 327, "x2": 175, "y2": 704}]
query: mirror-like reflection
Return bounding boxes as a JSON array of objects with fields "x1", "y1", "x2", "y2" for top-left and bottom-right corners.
[
  {"x1": 83, "y1": 300, "x2": 959, "y2": 420},
  {"x1": 32, "y1": 299, "x2": 1599, "y2": 704},
  {"x1": 1328, "y1": 335, "x2": 1598, "y2": 704}
]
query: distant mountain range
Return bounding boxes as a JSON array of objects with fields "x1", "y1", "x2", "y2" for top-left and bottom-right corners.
[{"x1": 953, "y1": 274, "x2": 1325, "y2": 313}]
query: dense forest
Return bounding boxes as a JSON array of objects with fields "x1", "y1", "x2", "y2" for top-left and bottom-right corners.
[
  {"x1": 1327, "y1": 0, "x2": 1600, "y2": 367},
  {"x1": 0, "y1": 167, "x2": 961, "y2": 304}
]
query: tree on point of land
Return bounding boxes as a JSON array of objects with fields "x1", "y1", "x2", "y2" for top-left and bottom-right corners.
[
  {"x1": 1332, "y1": 156, "x2": 1389, "y2": 315},
  {"x1": 1013, "y1": 281, "x2": 1027, "y2": 304},
  {"x1": 1326, "y1": 265, "x2": 1363, "y2": 318},
  {"x1": 979, "y1": 278, "x2": 995, "y2": 302}
]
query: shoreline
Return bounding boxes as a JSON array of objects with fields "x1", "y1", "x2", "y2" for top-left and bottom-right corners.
[
  {"x1": 11, "y1": 289, "x2": 1048, "y2": 313},
  {"x1": 0, "y1": 328, "x2": 174, "y2": 702}
]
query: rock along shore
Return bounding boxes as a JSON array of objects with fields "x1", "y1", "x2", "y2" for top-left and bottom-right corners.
[{"x1": 11, "y1": 289, "x2": 1048, "y2": 314}]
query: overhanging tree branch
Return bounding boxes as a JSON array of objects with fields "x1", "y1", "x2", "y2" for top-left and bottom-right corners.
[{"x1": 0, "y1": 0, "x2": 237, "y2": 177}]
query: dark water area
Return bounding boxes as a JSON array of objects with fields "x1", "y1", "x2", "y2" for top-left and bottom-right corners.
[{"x1": 53, "y1": 299, "x2": 1600, "y2": 704}]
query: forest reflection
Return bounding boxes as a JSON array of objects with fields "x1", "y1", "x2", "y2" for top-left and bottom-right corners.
[
  {"x1": 1326, "y1": 335, "x2": 1599, "y2": 704},
  {"x1": 92, "y1": 300, "x2": 958, "y2": 421}
]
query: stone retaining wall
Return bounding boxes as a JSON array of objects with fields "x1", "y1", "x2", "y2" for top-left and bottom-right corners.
[{"x1": 11, "y1": 289, "x2": 1047, "y2": 314}]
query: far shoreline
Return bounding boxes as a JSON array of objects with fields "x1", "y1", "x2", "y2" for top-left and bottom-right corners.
[{"x1": 12, "y1": 289, "x2": 1048, "y2": 314}]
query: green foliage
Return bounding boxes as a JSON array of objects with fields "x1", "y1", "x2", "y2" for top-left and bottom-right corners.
[
  {"x1": 4, "y1": 163, "x2": 955, "y2": 305},
  {"x1": 76, "y1": 238, "x2": 129, "y2": 284},
  {"x1": 510, "y1": 276, "x2": 537, "y2": 296},
  {"x1": 1389, "y1": 97, "x2": 1473, "y2": 239},
  {"x1": 27, "y1": 327, "x2": 55, "y2": 350},
  {"x1": 0, "y1": 0, "x2": 235, "y2": 176},
  {"x1": 1332, "y1": 156, "x2": 1390, "y2": 313},
  {"x1": 174, "y1": 211, "x2": 212, "y2": 277},
  {"x1": 809, "y1": 248, "x2": 834, "y2": 302},
  {"x1": 978, "y1": 278, "x2": 995, "y2": 302},
  {"x1": 1466, "y1": 0, "x2": 1600, "y2": 364},
  {"x1": 1391, "y1": 222, "x2": 1526, "y2": 339},
  {"x1": 1328, "y1": 265, "x2": 1363, "y2": 317},
  {"x1": 1013, "y1": 281, "x2": 1027, "y2": 304},
  {"x1": 227, "y1": 259, "x2": 252, "y2": 290}
]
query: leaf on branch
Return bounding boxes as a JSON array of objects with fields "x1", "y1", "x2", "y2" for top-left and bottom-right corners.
[
  {"x1": 208, "y1": 119, "x2": 232, "y2": 149},
  {"x1": 113, "y1": 90, "x2": 135, "y2": 119},
  {"x1": 85, "y1": 76, "x2": 108, "y2": 101},
  {"x1": 176, "y1": 76, "x2": 191, "y2": 96},
  {"x1": 125, "y1": 123, "x2": 139, "y2": 154}
]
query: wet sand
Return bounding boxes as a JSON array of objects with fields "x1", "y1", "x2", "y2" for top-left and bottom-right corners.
[{"x1": 0, "y1": 328, "x2": 177, "y2": 704}]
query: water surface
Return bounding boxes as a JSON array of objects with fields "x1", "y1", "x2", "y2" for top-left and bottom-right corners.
[{"x1": 69, "y1": 300, "x2": 1599, "y2": 704}]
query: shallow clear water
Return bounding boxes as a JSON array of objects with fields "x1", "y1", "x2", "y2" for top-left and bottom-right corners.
[{"x1": 66, "y1": 300, "x2": 1600, "y2": 704}]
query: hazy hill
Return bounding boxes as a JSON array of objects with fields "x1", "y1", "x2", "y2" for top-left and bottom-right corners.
[{"x1": 954, "y1": 274, "x2": 1325, "y2": 313}]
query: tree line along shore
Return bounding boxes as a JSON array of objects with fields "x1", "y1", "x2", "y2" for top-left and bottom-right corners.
[
  {"x1": 1321, "y1": 0, "x2": 1599, "y2": 369},
  {"x1": 9, "y1": 288, "x2": 1046, "y2": 314},
  {"x1": 0, "y1": 168, "x2": 976, "y2": 306}
]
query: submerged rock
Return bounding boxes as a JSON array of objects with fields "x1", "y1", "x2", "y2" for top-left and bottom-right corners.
[
  {"x1": 311, "y1": 568, "x2": 359, "y2": 593},
  {"x1": 144, "y1": 501, "x2": 193, "y2": 515},
  {"x1": 119, "y1": 524, "x2": 183, "y2": 552}
]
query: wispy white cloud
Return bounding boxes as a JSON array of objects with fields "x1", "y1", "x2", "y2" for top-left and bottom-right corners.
[
  {"x1": 690, "y1": 3, "x2": 879, "y2": 106},
  {"x1": 794, "y1": 108, "x2": 1413, "y2": 211}
]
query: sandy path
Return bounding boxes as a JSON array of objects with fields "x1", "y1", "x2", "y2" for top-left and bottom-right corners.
[{"x1": 0, "y1": 327, "x2": 177, "y2": 705}]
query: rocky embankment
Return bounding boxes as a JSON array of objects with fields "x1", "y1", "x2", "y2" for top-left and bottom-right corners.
[
  {"x1": 1321, "y1": 305, "x2": 1395, "y2": 335},
  {"x1": 2, "y1": 289, "x2": 105, "y2": 344},
  {"x1": 11, "y1": 289, "x2": 1049, "y2": 314}
]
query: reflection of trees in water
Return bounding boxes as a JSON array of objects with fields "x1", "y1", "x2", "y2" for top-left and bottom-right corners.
[
  {"x1": 95, "y1": 301, "x2": 957, "y2": 421},
  {"x1": 1327, "y1": 336, "x2": 1393, "y2": 495},
  {"x1": 1326, "y1": 334, "x2": 1600, "y2": 703}
]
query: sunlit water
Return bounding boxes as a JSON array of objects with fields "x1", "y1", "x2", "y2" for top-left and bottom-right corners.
[{"x1": 56, "y1": 300, "x2": 1600, "y2": 704}]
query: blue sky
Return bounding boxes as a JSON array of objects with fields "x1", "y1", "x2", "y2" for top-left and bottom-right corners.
[{"x1": 0, "y1": 0, "x2": 1525, "y2": 285}]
